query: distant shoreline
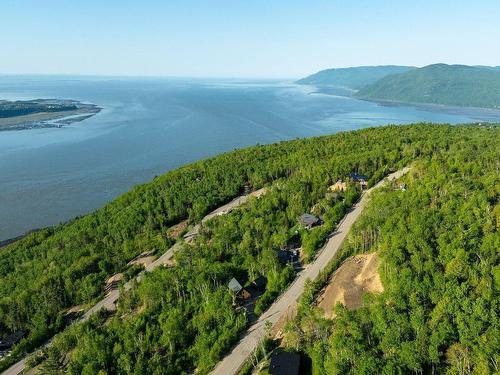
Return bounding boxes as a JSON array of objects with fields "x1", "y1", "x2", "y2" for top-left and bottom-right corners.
[
  {"x1": 0, "y1": 99, "x2": 101, "y2": 131},
  {"x1": 308, "y1": 85, "x2": 500, "y2": 118},
  {"x1": 360, "y1": 97, "x2": 500, "y2": 116},
  {"x1": 0, "y1": 230, "x2": 35, "y2": 249}
]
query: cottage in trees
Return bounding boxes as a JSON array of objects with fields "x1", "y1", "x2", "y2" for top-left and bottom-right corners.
[
  {"x1": 298, "y1": 213, "x2": 321, "y2": 229},
  {"x1": 268, "y1": 349, "x2": 301, "y2": 375},
  {"x1": 252, "y1": 275, "x2": 267, "y2": 292},
  {"x1": 348, "y1": 173, "x2": 369, "y2": 189},
  {"x1": 228, "y1": 278, "x2": 251, "y2": 301},
  {"x1": 328, "y1": 180, "x2": 347, "y2": 192},
  {"x1": 276, "y1": 249, "x2": 299, "y2": 265},
  {"x1": 0, "y1": 331, "x2": 25, "y2": 352}
]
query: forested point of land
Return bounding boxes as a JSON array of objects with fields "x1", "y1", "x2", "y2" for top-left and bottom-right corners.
[
  {"x1": 0, "y1": 123, "x2": 498, "y2": 374},
  {"x1": 0, "y1": 99, "x2": 97, "y2": 118}
]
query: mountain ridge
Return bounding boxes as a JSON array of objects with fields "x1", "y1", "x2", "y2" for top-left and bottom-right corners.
[
  {"x1": 355, "y1": 63, "x2": 500, "y2": 109},
  {"x1": 296, "y1": 65, "x2": 415, "y2": 89}
]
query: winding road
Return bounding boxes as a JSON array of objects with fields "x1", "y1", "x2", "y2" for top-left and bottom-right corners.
[
  {"x1": 210, "y1": 168, "x2": 409, "y2": 375},
  {"x1": 1, "y1": 188, "x2": 266, "y2": 375},
  {"x1": 1, "y1": 167, "x2": 409, "y2": 375}
]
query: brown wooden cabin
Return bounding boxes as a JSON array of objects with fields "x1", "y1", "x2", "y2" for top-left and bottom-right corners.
[
  {"x1": 298, "y1": 213, "x2": 321, "y2": 229},
  {"x1": 228, "y1": 277, "x2": 252, "y2": 301}
]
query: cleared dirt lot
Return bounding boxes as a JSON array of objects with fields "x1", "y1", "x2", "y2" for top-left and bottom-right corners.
[{"x1": 317, "y1": 252, "x2": 383, "y2": 318}]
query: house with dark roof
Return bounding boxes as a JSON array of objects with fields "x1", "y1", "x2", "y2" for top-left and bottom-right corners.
[
  {"x1": 0, "y1": 331, "x2": 25, "y2": 351},
  {"x1": 243, "y1": 182, "x2": 252, "y2": 195},
  {"x1": 348, "y1": 173, "x2": 369, "y2": 189},
  {"x1": 228, "y1": 278, "x2": 251, "y2": 301},
  {"x1": 268, "y1": 349, "x2": 301, "y2": 375},
  {"x1": 252, "y1": 275, "x2": 267, "y2": 292},
  {"x1": 276, "y1": 249, "x2": 299, "y2": 265},
  {"x1": 298, "y1": 213, "x2": 320, "y2": 229}
]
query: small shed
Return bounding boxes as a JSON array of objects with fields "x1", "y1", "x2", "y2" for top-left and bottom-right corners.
[
  {"x1": 298, "y1": 213, "x2": 320, "y2": 229},
  {"x1": 243, "y1": 182, "x2": 252, "y2": 195},
  {"x1": 268, "y1": 349, "x2": 301, "y2": 375},
  {"x1": 228, "y1": 278, "x2": 251, "y2": 301}
]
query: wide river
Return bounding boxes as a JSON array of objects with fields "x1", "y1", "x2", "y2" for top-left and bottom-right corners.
[{"x1": 1, "y1": 76, "x2": 500, "y2": 241}]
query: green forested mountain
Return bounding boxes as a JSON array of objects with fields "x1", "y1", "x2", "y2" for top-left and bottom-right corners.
[
  {"x1": 1, "y1": 124, "x2": 498, "y2": 374},
  {"x1": 296, "y1": 65, "x2": 415, "y2": 89},
  {"x1": 356, "y1": 64, "x2": 500, "y2": 109},
  {"x1": 475, "y1": 65, "x2": 500, "y2": 71}
]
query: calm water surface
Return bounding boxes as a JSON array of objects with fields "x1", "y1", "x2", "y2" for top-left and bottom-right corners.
[{"x1": 1, "y1": 76, "x2": 500, "y2": 240}]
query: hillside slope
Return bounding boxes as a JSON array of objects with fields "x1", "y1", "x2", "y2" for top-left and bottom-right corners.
[
  {"x1": 282, "y1": 126, "x2": 500, "y2": 374},
  {"x1": 1, "y1": 124, "x2": 497, "y2": 374},
  {"x1": 356, "y1": 64, "x2": 500, "y2": 109},
  {"x1": 296, "y1": 65, "x2": 415, "y2": 89}
]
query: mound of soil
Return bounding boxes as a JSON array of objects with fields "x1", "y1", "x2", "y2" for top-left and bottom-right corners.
[{"x1": 317, "y1": 252, "x2": 383, "y2": 318}]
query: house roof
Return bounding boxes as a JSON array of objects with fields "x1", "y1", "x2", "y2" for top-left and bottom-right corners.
[
  {"x1": 277, "y1": 249, "x2": 299, "y2": 264},
  {"x1": 253, "y1": 275, "x2": 267, "y2": 289},
  {"x1": 228, "y1": 278, "x2": 243, "y2": 293},
  {"x1": 348, "y1": 173, "x2": 369, "y2": 181},
  {"x1": 277, "y1": 249, "x2": 291, "y2": 261},
  {"x1": 269, "y1": 349, "x2": 300, "y2": 375},
  {"x1": 299, "y1": 213, "x2": 319, "y2": 226},
  {"x1": 0, "y1": 331, "x2": 25, "y2": 349}
]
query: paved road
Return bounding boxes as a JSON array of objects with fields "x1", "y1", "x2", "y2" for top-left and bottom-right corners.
[
  {"x1": 210, "y1": 168, "x2": 409, "y2": 375},
  {"x1": 1, "y1": 188, "x2": 267, "y2": 375}
]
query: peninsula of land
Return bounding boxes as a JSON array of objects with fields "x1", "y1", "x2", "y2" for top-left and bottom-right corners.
[{"x1": 0, "y1": 99, "x2": 101, "y2": 130}]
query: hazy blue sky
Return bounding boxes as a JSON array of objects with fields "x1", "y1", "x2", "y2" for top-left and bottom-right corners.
[{"x1": 1, "y1": 0, "x2": 499, "y2": 78}]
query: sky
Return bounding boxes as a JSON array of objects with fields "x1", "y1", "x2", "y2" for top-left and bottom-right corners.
[{"x1": 1, "y1": 0, "x2": 499, "y2": 78}]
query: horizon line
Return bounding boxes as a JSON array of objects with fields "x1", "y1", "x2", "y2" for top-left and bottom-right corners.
[{"x1": 1, "y1": 63, "x2": 498, "y2": 81}]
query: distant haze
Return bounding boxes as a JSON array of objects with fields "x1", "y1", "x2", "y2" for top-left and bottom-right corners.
[{"x1": 0, "y1": 1, "x2": 499, "y2": 78}]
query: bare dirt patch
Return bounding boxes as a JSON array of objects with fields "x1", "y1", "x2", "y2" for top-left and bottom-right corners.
[
  {"x1": 127, "y1": 255, "x2": 156, "y2": 268},
  {"x1": 168, "y1": 219, "x2": 188, "y2": 239},
  {"x1": 316, "y1": 252, "x2": 383, "y2": 318}
]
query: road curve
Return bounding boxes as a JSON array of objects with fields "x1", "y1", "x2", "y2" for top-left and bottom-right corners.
[
  {"x1": 1, "y1": 188, "x2": 267, "y2": 375},
  {"x1": 210, "y1": 168, "x2": 410, "y2": 375}
]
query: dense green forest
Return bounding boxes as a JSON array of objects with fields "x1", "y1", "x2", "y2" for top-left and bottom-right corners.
[
  {"x1": 0, "y1": 123, "x2": 414, "y2": 371},
  {"x1": 0, "y1": 124, "x2": 495, "y2": 374},
  {"x1": 0, "y1": 99, "x2": 78, "y2": 118},
  {"x1": 296, "y1": 65, "x2": 414, "y2": 89},
  {"x1": 356, "y1": 64, "x2": 500, "y2": 109},
  {"x1": 282, "y1": 127, "x2": 499, "y2": 374}
]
